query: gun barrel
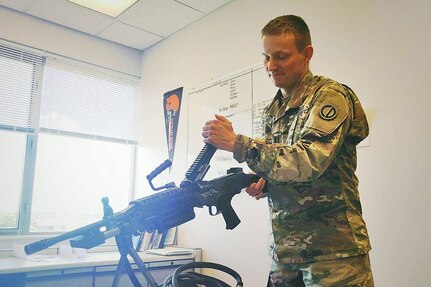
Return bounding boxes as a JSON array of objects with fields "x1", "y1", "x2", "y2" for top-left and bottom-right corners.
[
  {"x1": 24, "y1": 238, "x2": 55, "y2": 255},
  {"x1": 24, "y1": 220, "x2": 107, "y2": 255}
]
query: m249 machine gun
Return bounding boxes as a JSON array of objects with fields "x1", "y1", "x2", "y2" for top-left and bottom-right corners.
[{"x1": 24, "y1": 144, "x2": 260, "y2": 287}]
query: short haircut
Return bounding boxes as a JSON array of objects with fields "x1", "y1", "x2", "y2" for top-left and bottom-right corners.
[{"x1": 261, "y1": 15, "x2": 312, "y2": 51}]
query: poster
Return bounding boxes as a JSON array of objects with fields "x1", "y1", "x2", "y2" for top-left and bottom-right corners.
[{"x1": 163, "y1": 87, "x2": 183, "y2": 167}]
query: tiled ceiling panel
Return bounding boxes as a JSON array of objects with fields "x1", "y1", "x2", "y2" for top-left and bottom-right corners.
[
  {"x1": 26, "y1": 0, "x2": 113, "y2": 35},
  {"x1": 117, "y1": 0, "x2": 204, "y2": 37},
  {"x1": 177, "y1": 0, "x2": 231, "y2": 13},
  {"x1": 0, "y1": 0, "x2": 231, "y2": 50},
  {"x1": 0, "y1": 0, "x2": 34, "y2": 11},
  {"x1": 98, "y1": 21, "x2": 163, "y2": 50}
]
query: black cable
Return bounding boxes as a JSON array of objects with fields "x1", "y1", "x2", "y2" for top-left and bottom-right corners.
[{"x1": 162, "y1": 262, "x2": 243, "y2": 287}]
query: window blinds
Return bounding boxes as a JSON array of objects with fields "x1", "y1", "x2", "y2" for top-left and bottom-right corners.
[
  {"x1": 40, "y1": 57, "x2": 140, "y2": 144},
  {"x1": 0, "y1": 42, "x2": 140, "y2": 144},
  {"x1": 0, "y1": 44, "x2": 44, "y2": 133}
]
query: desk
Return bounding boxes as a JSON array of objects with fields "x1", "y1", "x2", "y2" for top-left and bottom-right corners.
[{"x1": 0, "y1": 249, "x2": 201, "y2": 287}]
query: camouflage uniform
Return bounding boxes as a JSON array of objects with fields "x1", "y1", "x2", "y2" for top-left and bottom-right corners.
[
  {"x1": 267, "y1": 253, "x2": 373, "y2": 286},
  {"x1": 233, "y1": 70, "x2": 373, "y2": 285}
]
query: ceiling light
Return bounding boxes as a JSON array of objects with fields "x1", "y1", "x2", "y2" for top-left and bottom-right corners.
[{"x1": 67, "y1": 0, "x2": 138, "y2": 18}]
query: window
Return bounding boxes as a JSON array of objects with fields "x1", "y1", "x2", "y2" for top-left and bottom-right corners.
[
  {"x1": 0, "y1": 130, "x2": 27, "y2": 229},
  {"x1": 0, "y1": 45, "x2": 42, "y2": 233},
  {"x1": 0, "y1": 42, "x2": 140, "y2": 234},
  {"x1": 31, "y1": 134, "x2": 133, "y2": 231}
]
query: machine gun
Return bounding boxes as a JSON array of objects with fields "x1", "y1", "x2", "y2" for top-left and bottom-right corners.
[{"x1": 24, "y1": 144, "x2": 260, "y2": 287}]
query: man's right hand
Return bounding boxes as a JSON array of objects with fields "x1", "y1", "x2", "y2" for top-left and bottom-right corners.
[
  {"x1": 245, "y1": 177, "x2": 266, "y2": 200},
  {"x1": 202, "y1": 114, "x2": 237, "y2": 152}
]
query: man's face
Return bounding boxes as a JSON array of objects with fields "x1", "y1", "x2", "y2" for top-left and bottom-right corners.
[{"x1": 262, "y1": 33, "x2": 311, "y2": 95}]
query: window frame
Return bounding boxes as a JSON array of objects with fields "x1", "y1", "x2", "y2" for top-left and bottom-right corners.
[{"x1": 0, "y1": 41, "x2": 140, "y2": 236}]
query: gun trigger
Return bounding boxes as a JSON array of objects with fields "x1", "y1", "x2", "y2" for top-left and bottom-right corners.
[{"x1": 209, "y1": 206, "x2": 219, "y2": 216}]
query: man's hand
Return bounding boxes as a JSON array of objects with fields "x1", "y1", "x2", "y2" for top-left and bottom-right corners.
[
  {"x1": 202, "y1": 114, "x2": 237, "y2": 152},
  {"x1": 245, "y1": 177, "x2": 266, "y2": 200}
]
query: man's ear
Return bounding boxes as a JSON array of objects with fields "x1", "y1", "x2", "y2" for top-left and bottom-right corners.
[{"x1": 304, "y1": 45, "x2": 314, "y2": 62}]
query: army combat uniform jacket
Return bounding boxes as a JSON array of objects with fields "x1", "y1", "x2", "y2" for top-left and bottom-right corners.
[{"x1": 233, "y1": 70, "x2": 371, "y2": 264}]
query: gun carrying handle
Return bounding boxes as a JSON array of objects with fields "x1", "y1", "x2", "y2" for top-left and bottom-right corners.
[{"x1": 219, "y1": 201, "x2": 241, "y2": 230}]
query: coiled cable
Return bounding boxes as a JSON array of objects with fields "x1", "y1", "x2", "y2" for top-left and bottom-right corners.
[{"x1": 162, "y1": 262, "x2": 243, "y2": 287}]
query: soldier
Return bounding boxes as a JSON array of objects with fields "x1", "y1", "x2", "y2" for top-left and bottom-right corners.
[{"x1": 202, "y1": 15, "x2": 374, "y2": 286}]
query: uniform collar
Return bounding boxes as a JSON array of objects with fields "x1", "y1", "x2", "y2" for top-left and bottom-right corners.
[
  {"x1": 285, "y1": 70, "x2": 314, "y2": 108},
  {"x1": 270, "y1": 70, "x2": 314, "y2": 121}
]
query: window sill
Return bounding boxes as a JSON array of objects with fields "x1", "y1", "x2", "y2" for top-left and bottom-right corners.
[{"x1": 0, "y1": 235, "x2": 117, "y2": 258}]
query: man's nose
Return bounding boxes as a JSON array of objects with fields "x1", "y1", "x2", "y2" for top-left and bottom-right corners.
[{"x1": 266, "y1": 58, "x2": 277, "y2": 71}]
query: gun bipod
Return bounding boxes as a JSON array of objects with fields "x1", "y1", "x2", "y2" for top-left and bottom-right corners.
[{"x1": 112, "y1": 229, "x2": 158, "y2": 287}]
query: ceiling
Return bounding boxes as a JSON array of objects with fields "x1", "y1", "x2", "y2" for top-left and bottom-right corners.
[{"x1": 0, "y1": 0, "x2": 231, "y2": 51}]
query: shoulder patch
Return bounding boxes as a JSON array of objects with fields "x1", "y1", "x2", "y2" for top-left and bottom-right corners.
[
  {"x1": 304, "y1": 88, "x2": 349, "y2": 136},
  {"x1": 319, "y1": 104, "x2": 337, "y2": 120}
]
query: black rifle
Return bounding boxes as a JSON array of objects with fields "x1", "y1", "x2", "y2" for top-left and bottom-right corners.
[{"x1": 24, "y1": 144, "x2": 260, "y2": 287}]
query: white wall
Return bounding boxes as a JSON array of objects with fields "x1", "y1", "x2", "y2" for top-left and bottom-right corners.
[
  {"x1": 138, "y1": 0, "x2": 431, "y2": 286},
  {"x1": 0, "y1": 6, "x2": 142, "y2": 76}
]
